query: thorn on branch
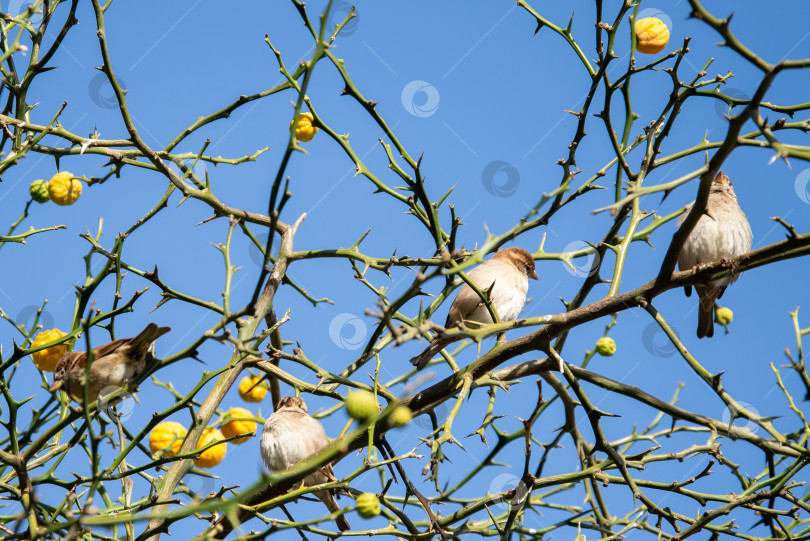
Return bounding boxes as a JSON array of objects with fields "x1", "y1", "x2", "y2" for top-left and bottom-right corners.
[{"x1": 770, "y1": 216, "x2": 798, "y2": 239}]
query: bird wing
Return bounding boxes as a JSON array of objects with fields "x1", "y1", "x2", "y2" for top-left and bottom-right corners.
[
  {"x1": 86, "y1": 324, "x2": 170, "y2": 366},
  {"x1": 128, "y1": 323, "x2": 171, "y2": 358},
  {"x1": 445, "y1": 263, "x2": 500, "y2": 327},
  {"x1": 90, "y1": 338, "x2": 129, "y2": 360},
  {"x1": 445, "y1": 288, "x2": 482, "y2": 327}
]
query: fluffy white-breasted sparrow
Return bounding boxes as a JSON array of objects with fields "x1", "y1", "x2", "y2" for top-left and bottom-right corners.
[
  {"x1": 410, "y1": 247, "x2": 538, "y2": 370},
  {"x1": 677, "y1": 171, "x2": 752, "y2": 338},
  {"x1": 50, "y1": 323, "x2": 170, "y2": 401},
  {"x1": 260, "y1": 396, "x2": 350, "y2": 531}
]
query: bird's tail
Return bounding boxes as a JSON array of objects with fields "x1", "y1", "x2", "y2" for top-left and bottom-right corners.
[
  {"x1": 410, "y1": 336, "x2": 456, "y2": 370},
  {"x1": 696, "y1": 288, "x2": 717, "y2": 339},
  {"x1": 315, "y1": 490, "x2": 350, "y2": 531},
  {"x1": 130, "y1": 323, "x2": 171, "y2": 356}
]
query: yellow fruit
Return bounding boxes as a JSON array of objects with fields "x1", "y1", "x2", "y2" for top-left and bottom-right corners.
[
  {"x1": 595, "y1": 337, "x2": 616, "y2": 356},
  {"x1": 149, "y1": 422, "x2": 187, "y2": 458},
  {"x1": 290, "y1": 112, "x2": 318, "y2": 142},
  {"x1": 715, "y1": 307, "x2": 734, "y2": 326},
  {"x1": 48, "y1": 171, "x2": 82, "y2": 206},
  {"x1": 193, "y1": 427, "x2": 227, "y2": 468},
  {"x1": 30, "y1": 329, "x2": 68, "y2": 371},
  {"x1": 345, "y1": 391, "x2": 378, "y2": 421},
  {"x1": 220, "y1": 407, "x2": 256, "y2": 444},
  {"x1": 388, "y1": 405, "x2": 412, "y2": 428},
  {"x1": 238, "y1": 376, "x2": 266, "y2": 402},
  {"x1": 635, "y1": 17, "x2": 669, "y2": 54},
  {"x1": 356, "y1": 493, "x2": 381, "y2": 518}
]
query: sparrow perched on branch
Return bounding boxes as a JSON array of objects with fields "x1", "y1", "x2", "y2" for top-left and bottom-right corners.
[
  {"x1": 410, "y1": 247, "x2": 538, "y2": 370},
  {"x1": 677, "y1": 171, "x2": 752, "y2": 338},
  {"x1": 49, "y1": 323, "x2": 171, "y2": 401},
  {"x1": 260, "y1": 396, "x2": 350, "y2": 532}
]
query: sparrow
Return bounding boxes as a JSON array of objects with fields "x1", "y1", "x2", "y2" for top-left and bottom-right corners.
[
  {"x1": 260, "y1": 396, "x2": 350, "y2": 532},
  {"x1": 50, "y1": 323, "x2": 171, "y2": 401},
  {"x1": 677, "y1": 171, "x2": 752, "y2": 338},
  {"x1": 410, "y1": 247, "x2": 538, "y2": 370}
]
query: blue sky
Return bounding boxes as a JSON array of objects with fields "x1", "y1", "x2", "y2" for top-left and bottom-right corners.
[{"x1": 2, "y1": 0, "x2": 810, "y2": 538}]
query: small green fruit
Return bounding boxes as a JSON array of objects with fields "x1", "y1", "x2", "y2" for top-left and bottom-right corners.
[
  {"x1": 595, "y1": 336, "x2": 616, "y2": 356},
  {"x1": 345, "y1": 391, "x2": 378, "y2": 421},
  {"x1": 715, "y1": 307, "x2": 733, "y2": 326},
  {"x1": 356, "y1": 492, "x2": 381, "y2": 518},
  {"x1": 388, "y1": 405, "x2": 412, "y2": 428},
  {"x1": 30, "y1": 179, "x2": 50, "y2": 203}
]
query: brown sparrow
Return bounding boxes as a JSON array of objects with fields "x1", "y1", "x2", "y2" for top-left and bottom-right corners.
[
  {"x1": 677, "y1": 171, "x2": 752, "y2": 338},
  {"x1": 260, "y1": 396, "x2": 350, "y2": 531},
  {"x1": 49, "y1": 323, "x2": 171, "y2": 401},
  {"x1": 410, "y1": 247, "x2": 538, "y2": 370}
]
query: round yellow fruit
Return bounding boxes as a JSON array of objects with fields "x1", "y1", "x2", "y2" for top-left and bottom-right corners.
[
  {"x1": 220, "y1": 407, "x2": 256, "y2": 444},
  {"x1": 715, "y1": 306, "x2": 734, "y2": 326},
  {"x1": 356, "y1": 492, "x2": 381, "y2": 518},
  {"x1": 290, "y1": 112, "x2": 318, "y2": 142},
  {"x1": 595, "y1": 336, "x2": 616, "y2": 357},
  {"x1": 635, "y1": 17, "x2": 669, "y2": 54},
  {"x1": 149, "y1": 422, "x2": 187, "y2": 458},
  {"x1": 31, "y1": 329, "x2": 68, "y2": 371},
  {"x1": 388, "y1": 405, "x2": 412, "y2": 428},
  {"x1": 345, "y1": 391, "x2": 378, "y2": 421},
  {"x1": 238, "y1": 376, "x2": 266, "y2": 403},
  {"x1": 48, "y1": 171, "x2": 82, "y2": 206},
  {"x1": 193, "y1": 427, "x2": 227, "y2": 468}
]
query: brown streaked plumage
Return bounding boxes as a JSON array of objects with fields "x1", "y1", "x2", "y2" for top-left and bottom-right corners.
[
  {"x1": 410, "y1": 247, "x2": 538, "y2": 370},
  {"x1": 677, "y1": 171, "x2": 752, "y2": 338},
  {"x1": 49, "y1": 323, "x2": 170, "y2": 402},
  {"x1": 260, "y1": 396, "x2": 350, "y2": 531}
]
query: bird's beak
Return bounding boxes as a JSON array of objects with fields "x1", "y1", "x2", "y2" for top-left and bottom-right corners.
[
  {"x1": 49, "y1": 380, "x2": 63, "y2": 392},
  {"x1": 714, "y1": 171, "x2": 728, "y2": 185},
  {"x1": 529, "y1": 269, "x2": 539, "y2": 280}
]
